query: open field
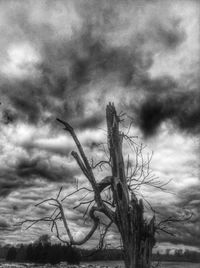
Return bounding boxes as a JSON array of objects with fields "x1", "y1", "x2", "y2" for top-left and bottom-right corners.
[
  {"x1": 82, "y1": 261, "x2": 200, "y2": 268},
  {"x1": 0, "y1": 261, "x2": 200, "y2": 268}
]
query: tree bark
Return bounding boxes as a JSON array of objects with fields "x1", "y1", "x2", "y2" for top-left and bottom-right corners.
[{"x1": 106, "y1": 103, "x2": 155, "y2": 268}]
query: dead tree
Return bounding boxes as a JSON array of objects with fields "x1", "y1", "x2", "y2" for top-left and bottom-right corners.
[
  {"x1": 104, "y1": 103, "x2": 155, "y2": 268},
  {"x1": 21, "y1": 103, "x2": 172, "y2": 268}
]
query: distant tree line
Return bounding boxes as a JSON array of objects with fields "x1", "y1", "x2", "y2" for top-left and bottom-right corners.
[
  {"x1": 154, "y1": 249, "x2": 200, "y2": 263},
  {"x1": 4, "y1": 243, "x2": 80, "y2": 265},
  {"x1": 80, "y1": 248, "x2": 124, "y2": 262},
  {"x1": 1, "y1": 244, "x2": 200, "y2": 264},
  {"x1": 80, "y1": 248, "x2": 200, "y2": 263}
]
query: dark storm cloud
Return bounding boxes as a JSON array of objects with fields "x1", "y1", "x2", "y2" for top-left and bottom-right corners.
[
  {"x1": 0, "y1": 175, "x2": 34, "y2": 198},
  {"x1": 1, "y1": 33, "x2": 144, "y2": 127},
  {"x1": 1, "y1": 79, "x2": 47, "y2": 125},
  {"x1": 140, "y1": 75, "x2": 178, "y2": 93},
  {"x1": 136, "y1": 90, "x2": 200, "y2": 137},
  {"x1": 2, "y1": 108, "x2": 17, "y2": 124},
  {"x1": 78, "y1": 114, "x2": 104, "y2": 130},
  {"x1": 16, "y1": 156, "x2": 72, "y2": 182},
  {"x1": 0, "y1": 155, "x2": 77, "y2": 197},
  {"x1": 0, "y1": 219, "x2": 10, "y2": 230},
  {"x1": 0, "y1": 0, "x2": 188, "y2": 133},
  {"x1": 154, "y1": 17, "x2": 185, "y2": 49}
]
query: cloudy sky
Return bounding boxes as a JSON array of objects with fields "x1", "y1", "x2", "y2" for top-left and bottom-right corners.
[{"x1": 0, "y1": 0, "x2": 199, "y2": 253}]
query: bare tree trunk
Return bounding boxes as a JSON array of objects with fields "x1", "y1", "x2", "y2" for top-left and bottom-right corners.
[
  {"x1": 106, "y1": 103, "x2": 155, "y2": 268},
  {"x1": 121, "y1": 199, "x2": 155, "y2": 268}
]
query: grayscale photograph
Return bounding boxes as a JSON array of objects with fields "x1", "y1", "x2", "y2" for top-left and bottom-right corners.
[{"x1": 0, "y1": 1, "x2": 199, "y2": 268}]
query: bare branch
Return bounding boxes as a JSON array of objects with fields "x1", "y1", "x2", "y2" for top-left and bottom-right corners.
[
  {"x1": 18, "y1": 217, "x2": 53, "y2": 230},
  {"x1": 155, "y1": 212, "x2": 193, "y2": 236},
  {"x1": 57, "y1": 118, "x2": 104, "y2": 208},
  {"x1": 56, "y1": 118, "x2": 91, "y2": 171},
  {"x1": 71, "y1": 151, "x2": 89, "y2": 179},
  {"x1": 61, "y1": 187, "x2": 93, "y2": 202},
  {"x1": 73, "y1": 199, "x2": 94, "y2": 210},
  {"x1": 56, "y1": 186, "x2": 63, "y2": 200},
  {"x1": 71, "y1": 206, "x2": 100, "y2": 245},
  {"x1": 91, "y1": 156, "x2": 111, "y2": 171},
  {"x1": 97, "y1": 176, "x2": 112, "y2": 192},
  {"x1": 98, "y1": 220, "x2": 113, "y2": 249}
]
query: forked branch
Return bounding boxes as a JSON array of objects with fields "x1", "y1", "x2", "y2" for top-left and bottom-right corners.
[
  {"x1": 18, "y1": 191, "x2": 103, "y2": 246},
  {"x1": 57, "y1": 118, "x2": 115, "y2": 222}
]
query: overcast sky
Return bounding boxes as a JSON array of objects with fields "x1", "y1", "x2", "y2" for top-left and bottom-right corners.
[{"x1": 0, "y1": 0, "x2": 199, "y2": 253}]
